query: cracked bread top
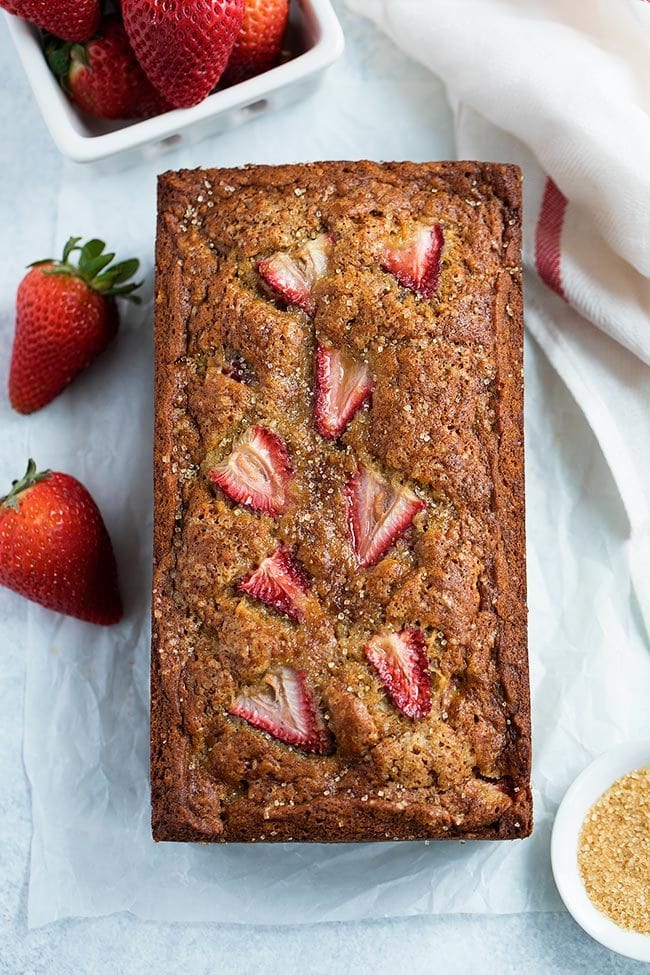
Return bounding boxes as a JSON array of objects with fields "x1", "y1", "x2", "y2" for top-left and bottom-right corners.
[{"x1": 152, "y1": 161, "x2": 531, "y2": 843}]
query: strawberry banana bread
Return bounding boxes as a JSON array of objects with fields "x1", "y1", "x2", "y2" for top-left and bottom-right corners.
[{"x1": 152, "y1": 161, "x2": 531, "y2": 842}]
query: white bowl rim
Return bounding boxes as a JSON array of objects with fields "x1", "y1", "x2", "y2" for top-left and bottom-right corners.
[{"x1": 550, "y1": 740, "x2": 650, "y2": 963}]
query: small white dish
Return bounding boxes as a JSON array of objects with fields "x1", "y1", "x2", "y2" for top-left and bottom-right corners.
[
  {"x1": 551, "y1": 741, "x2": 650, "y2": 963},
  {"x1": 4, "y1": 0, "x2": 344, "y2": 169}
]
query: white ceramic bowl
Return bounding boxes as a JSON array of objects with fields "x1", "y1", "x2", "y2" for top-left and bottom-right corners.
[
  {"x1": 551, "y1": 741, "x2": 650, "y2": 963},
  {"x1": 4, "y1": 0, "x2": 344, "y2": 169}
]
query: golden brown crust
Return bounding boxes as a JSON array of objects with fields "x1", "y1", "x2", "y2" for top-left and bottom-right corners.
[{"x1": 152, "y1": 161, "x2": 531, "y2": 843}]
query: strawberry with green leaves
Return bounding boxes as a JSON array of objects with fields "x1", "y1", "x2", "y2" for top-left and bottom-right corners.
[
  {"x1": 0, "y1": 0, "x2": 101, "y2": 42},
  {"x1": 9, "y1": 236, "x2": 142, "y2": 415},
  {"x1": 0, "y1": 460, "x2": 122, "y2": 625},
  {"x1": 46, "y1": 16, "x2": 171, "y2": 121}
]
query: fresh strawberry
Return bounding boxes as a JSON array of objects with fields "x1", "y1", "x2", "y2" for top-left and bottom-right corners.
[
  {"x1": 223, "y1": 0, "x2": 289, "y2": 86},
  {"x1": 238, "y1": 544, "x2": 310, "y2": 621},
  {"x1": 380, "y1": 223, "x2": 444, "y2": 298},
  {"x1": 0, "y1": 460, "x2": 122, "y2": 625},
  {"x1": 257, "y1": 232, "x2": 333, "y2": 316},
  {"x1": 365, "y1": 628, "x2": 431, "y2": 719},
  {"x1": 314, "y1": 342, "x2": 374, "y2": 440},
  {"x1": 228, "y1": 665, "x2": 330, "y2": 753},
  {"x1": 0, "y1": 0, "x2": 100, "y2": 42},
  {"x1": 345, "y1": 465, "x2": 425, "y2": 568},
  {"x1": 122, "y1": 0, "x2": 244, "y2": 109},
  {"x1": 8, "y1": 236, "x2": 141, "y2": 415},
  {"x1": 208, "y1": 425, "x2": 292, "y2": 517},
  {"x1": 45, "y1": 17, "x2": 171, "y2": 121}
]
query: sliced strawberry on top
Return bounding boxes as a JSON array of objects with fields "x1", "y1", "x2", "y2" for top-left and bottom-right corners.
[
  {"x1": 380, "y1": 223, "x2": 444, "y2": 298},
  {"x1": 228, "y1": 665, "x2": 330, "y2": 753},
  {"x1": 237, "y1": 544, "x2": 310, "y2": 621},
  {"x1": 208, "y1": 425, "x2": 292, "y2": 517},
  {"x1": 365, "y1": 628, "x2": 432, "y2": 719},
  {"x1": 345, "y1": 466, "x2": 425, "y2": 568},
  {"x1": 257, "y1": 232, "x2": 333, "y2": 315},
  {"x1": 314, "y1": 343, "x2": 375, "y2": 440}
]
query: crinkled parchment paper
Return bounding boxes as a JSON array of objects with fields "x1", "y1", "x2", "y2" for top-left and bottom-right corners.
[{"x1": 19, "y1": 65, "x2": 650, "y2": 927}]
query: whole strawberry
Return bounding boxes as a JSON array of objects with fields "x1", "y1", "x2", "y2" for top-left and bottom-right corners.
[
  {"x1": 0, "y1": 460, "x2": 122, "y2": 625},
  {"x1": 122, "y1": 0, "x2": 244, "y2": 109},
  {"x1": 0, "y1": 0, "x2": 100, "y2": 42},
  {"x1": 9, "y1": 237, "x2": 142, "y2": 415},
  {"x1": 223, "y1": 0, "x2": 289, "y2": 86},
  {"x1": 46, "y1": 17, "x2": 171, "y2": 120}
]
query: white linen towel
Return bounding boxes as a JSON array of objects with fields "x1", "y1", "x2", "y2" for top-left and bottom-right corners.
[{"x1": 346, "y1": 0, "x2": 650, "y2": 637}]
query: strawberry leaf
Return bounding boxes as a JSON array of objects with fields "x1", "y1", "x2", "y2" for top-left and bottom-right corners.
[
  {"x1": 107, "y1": 283, "x2": 142, "y2": 303},
  {"x1": 45, "y1": 40, "x2": 74, "y2": 86},
  {"x1": 108, "y1": 259, "x2": 140, "y2": 285},
  {"x1": 62, "y1": 236, "x2": 82, "y2": 263},
  {"x1": 80, "y1": 239, "x2": 107, "y2": 263},
  {"x1": 31, "y1": 236, "x2": 143, "y2": 302},
  {"x1": 84, "y1": 253, "x2": 116, "y2": 280}
]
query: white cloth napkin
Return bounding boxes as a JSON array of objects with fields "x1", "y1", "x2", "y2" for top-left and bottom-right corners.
[{"x1": 346, "y1": 0, "x2": 650, "y2": 637}]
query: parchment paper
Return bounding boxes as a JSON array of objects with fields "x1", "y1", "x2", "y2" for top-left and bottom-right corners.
[{"x1": 19, "y1": 63, "x2": 650, "y2": 928}]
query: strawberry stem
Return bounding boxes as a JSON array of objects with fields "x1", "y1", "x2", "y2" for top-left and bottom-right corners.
[
  {"x1": 1, "y1": 459, "x2": 51, "y2": 511},
  {"x1": 29, "y1": 236, "x2": 143, "y2": 304},
  {"x1": 44, "y1": 38, "x2": 76, "y2": 92},
  {"x1": 44, "y1": 36, "x2": 90, "y2": 94}
]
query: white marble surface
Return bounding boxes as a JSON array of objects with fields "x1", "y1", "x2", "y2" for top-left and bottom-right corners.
[{"x1": 0, "y1": 3, "x2": 648, "y2": 971}]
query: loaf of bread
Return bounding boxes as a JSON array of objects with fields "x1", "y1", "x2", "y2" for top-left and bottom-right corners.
[{"x1": 152, "y1": 161, "x2": 531, "y2": 842}]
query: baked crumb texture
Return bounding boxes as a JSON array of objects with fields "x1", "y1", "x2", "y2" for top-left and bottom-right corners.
[
  {"x1": 152, "y1": 161, "x2": 531, "y2": 843},
  {"x1": 578, "y1": 767, "x2": 650, "y2": 934}
]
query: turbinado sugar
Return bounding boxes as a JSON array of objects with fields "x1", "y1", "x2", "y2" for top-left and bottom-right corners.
[{"x1": 578, "y1": 766, "x2": 650, "y2": 934}]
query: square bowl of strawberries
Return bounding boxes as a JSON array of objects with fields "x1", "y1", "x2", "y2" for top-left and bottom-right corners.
[{"x1": 3, "y1": 0, "x2": 344, "y2": 167}]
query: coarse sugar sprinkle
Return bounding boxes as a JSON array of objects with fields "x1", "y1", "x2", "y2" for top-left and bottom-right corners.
[{"x1": 577, "y1": 766, "x2": 650, "y2": 935}]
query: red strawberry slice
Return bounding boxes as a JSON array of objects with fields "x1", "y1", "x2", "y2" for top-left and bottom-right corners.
[
  {"x1": 314, "y1": 343, "x2": 375, "y2": 440},
  {"x1": 228, "y1": 665, "x2": 330, "y2": 753},
  {"x1": 258, "y1": 232, "x2": 333, "y2": 315},
  {"x1": 345, "y1": 466, "x2": 425, "y2": 568},
  {"x1": 208, "y1": 425, "x2": 292, "y2": 517},
  {"x1": 365, "y1": 628, "x2": 432, "y2": 719},
  {"x1": 237, "y1": 544, "x2": 310, "y2": 621},
  {"x1": 380, "y1": 223, "x2": 444, "y2": 298}
]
